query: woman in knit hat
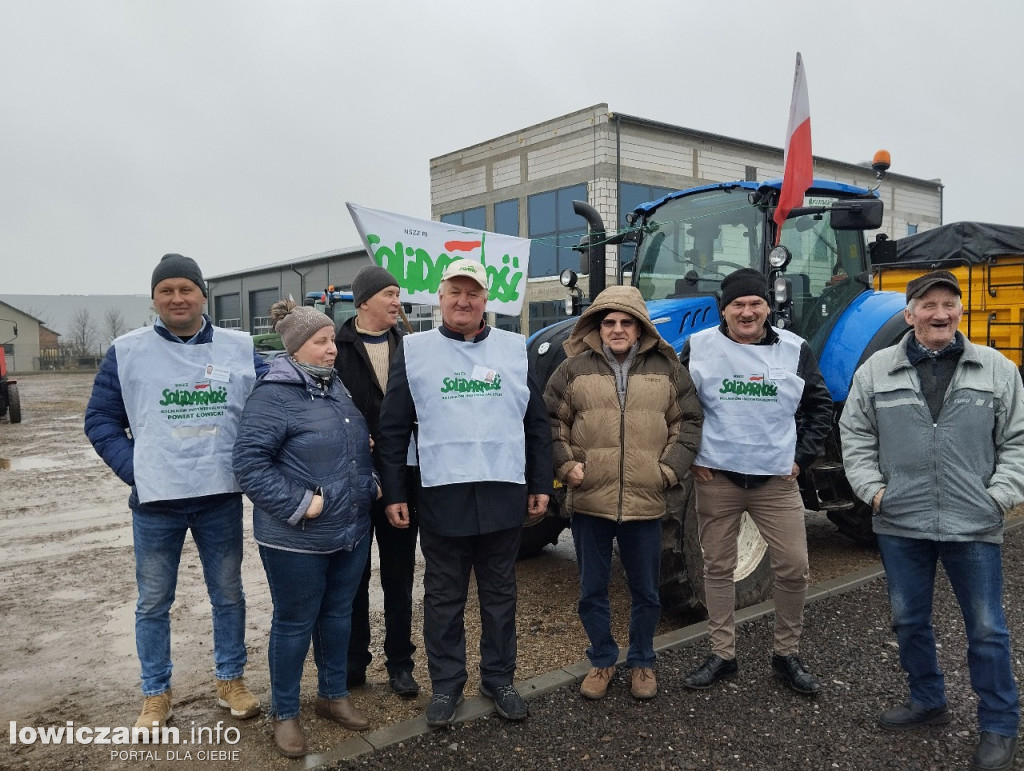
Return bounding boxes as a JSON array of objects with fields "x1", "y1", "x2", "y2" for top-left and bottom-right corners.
[{"x1": 232, "y1": 300, "x2": 379, "y2": 757}]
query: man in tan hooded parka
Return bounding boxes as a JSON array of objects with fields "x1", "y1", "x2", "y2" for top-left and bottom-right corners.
[{"x1": 544, "y1": 285, "x2": 702, "y2": 701}]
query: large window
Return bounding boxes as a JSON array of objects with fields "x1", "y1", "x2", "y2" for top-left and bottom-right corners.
[
  {"x1": 527, "y1": 184, "x2": 587, "y2": 277},
  {"x1": 528, "y1": 300, "x2": 566, "y2": 335},
  {"x1": 440, "y1": 206, "x2": 486, "y2": 230},
  {"x1": 494, "y1": 199, "x2": 519, "y2": 236}
]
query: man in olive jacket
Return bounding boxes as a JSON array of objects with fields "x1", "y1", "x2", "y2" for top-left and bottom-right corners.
[{"x1": 544, "y1": 284, "x2": 702, "y2": 701}]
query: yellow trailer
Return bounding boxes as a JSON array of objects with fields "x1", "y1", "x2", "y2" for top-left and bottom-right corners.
[{"x1": 871, "y1": 222, "x2": 1024, "y2": 371}]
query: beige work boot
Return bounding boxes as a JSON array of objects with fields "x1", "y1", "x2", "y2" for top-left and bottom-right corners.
[
  {"x1": 630, "y1": 667, "x2": 657, "y2": 699},
  {"x1": 216, "y1": 677, "x2": 261, "y2": 719},
  {"x1": 135, "y1": 690, "x2": 173, "y2": 728},
  {"x1": 580, "y1": 666, "x2": 615, "y2": 700}
]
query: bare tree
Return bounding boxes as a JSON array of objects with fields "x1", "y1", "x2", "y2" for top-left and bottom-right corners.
[
  {"x1": 67, "y1": 308, "x2": 98, "y2": 356},
  {"x1": 102, "y1": 307, "x2": 127, "y2": 347}
]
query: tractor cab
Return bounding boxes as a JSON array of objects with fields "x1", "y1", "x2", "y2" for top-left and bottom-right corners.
[{"x1": 628, "y1": 179, "x2": 883, "y2": 356}]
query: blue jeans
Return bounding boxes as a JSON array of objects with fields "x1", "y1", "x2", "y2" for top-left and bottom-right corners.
[
  {"x1": 571, "y1": 515, "x2": 661, "y2": 669},
  {"x1": 132, "y1": 494, "x2": 247, "y2": 696},
  {"x1": 877, "y1": 534, "x2": 1020, "y2": 736},
  {"x1": 259, "y1": 538, "x2": 370, "y2": 720}
]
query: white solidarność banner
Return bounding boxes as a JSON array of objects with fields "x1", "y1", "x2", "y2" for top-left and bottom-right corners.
[{"x1": 346, "y1": 203, "x2": 530, "y2": 316}]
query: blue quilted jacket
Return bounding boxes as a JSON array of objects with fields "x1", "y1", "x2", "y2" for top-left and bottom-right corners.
[{"x1": 232, "y1": 356, "x2": 375, "y2": 553}]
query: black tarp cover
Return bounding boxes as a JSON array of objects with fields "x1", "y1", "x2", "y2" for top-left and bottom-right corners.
[{"x1": 878, "y1": 221, "x2": 1024, "y2": 265}]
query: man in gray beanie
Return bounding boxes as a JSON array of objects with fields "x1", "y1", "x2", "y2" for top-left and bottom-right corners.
[
  {"x1": 680, "y1": 267, "x2": 832, "y2": 696},
  {"x1": 351, "y1": 264, "x2": 400, "y2": 308},
  {"x1": 151, "y1": 253, "x2": 207, "y2": 298},
  {"x1": 334, "y1": 263, "x2": 423, "y2": 698},
  {"x1": 85, "y1": 253, "x2": 268, "y2": 729}
]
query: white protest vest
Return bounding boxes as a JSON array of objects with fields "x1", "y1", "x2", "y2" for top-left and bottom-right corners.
[
  {"x1": 115, "y1": 326, "x2": 257, "y2": 503},
  {"x1": 404, "y1": 328, "x2": 529, "y2": 488},
  {"x1": 688, "y1": 326, "x2": 804, "y2": 475}
]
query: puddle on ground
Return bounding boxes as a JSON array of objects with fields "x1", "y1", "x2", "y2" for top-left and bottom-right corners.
[
  {"x1": 103, "y1": 601, "x2": 138, "y2": 659},
  {"x1": 0, "y1": 456, "x2": 64, "y2": 471}
]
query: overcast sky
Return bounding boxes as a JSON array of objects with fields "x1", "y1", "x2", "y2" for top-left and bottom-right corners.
[{"x1": 3, "y1": 0, "x2": 1022, "y2": 295}]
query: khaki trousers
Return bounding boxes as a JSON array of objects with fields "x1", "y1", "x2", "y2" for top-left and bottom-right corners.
[{"x1": 695, "y1": 473, "x2": 809, "y2": 659}]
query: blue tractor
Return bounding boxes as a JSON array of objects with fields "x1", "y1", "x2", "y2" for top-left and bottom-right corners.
[{"x1": 524, "y1": 156, "x2": 913, "y2": 612}]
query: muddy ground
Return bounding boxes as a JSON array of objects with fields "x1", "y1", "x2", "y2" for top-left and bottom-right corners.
[{"x1": 0, "y1": 372, "x2": 880, "y2": 770}]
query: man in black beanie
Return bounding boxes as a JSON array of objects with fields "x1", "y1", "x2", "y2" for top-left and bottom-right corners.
[
  {"x1": 679, "y1": 268, "x2": 833, "y2": 696},
  {"x1": 335, "y1": 264, "x2": 422, "y2": 698},
  {"x1": 85, "y1": 253, "x2": 268, "y2": 728}
]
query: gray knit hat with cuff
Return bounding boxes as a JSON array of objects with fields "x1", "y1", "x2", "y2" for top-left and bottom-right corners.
[
  {"x1": 352, "y1": 265, "x2": 399, "y2": 307},
  {"x1": 151, "y1": 253, "x2": 207, "y2": 297}
]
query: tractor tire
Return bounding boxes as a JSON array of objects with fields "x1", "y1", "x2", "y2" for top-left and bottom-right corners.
[
  {"x1": 7, "y1": 384, "x2": 20, "y2": 424},
  {"x1": 826, "y1": 501, "x2": 876, "y2": 545},
  {"x1": 518, "y1": 513, "x2": 568, "y2": 559},
  {"x1": 663, "y1": 476, "x2": 773, "y2": 614}
]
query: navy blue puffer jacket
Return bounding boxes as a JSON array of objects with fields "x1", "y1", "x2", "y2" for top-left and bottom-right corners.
[{"x1": 232, "y1": 357, "x2": 376, "y2": 553}]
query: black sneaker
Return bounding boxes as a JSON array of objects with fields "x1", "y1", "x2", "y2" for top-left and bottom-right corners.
[
  {"x1": 425, "y1": 692, "x2": 463, "y2": 728},
  {"x1": 389, "y1": 670, "x2": 420, "y2": 699},
  {"x1": 878, "y1": 702, "x2": 952, "y2": 731},
  {"x1": 479, "y1": 682, "x2": 528, "y2": 721},
  {"x1": 772, "y1": 654, "x2": 820, "y2": 695},
  {"x1": 683, "y1": 654, "x2": 739, "y2": 690}
]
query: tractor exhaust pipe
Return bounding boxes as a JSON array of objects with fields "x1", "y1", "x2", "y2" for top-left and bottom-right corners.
[{"x1": 572, "y1": 200, "x2": 607, "y2": 299}]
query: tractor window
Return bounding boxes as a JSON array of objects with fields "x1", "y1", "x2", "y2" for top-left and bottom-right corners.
[
  {"x1": 634, "y1": 189, "x2": 763, "y2": 301},
  {"x1": 780, "y1": 209, "x2": 867, "y2": 340}
]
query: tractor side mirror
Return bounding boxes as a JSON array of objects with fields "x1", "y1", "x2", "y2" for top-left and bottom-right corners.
[{"x1": 831, "y1": 198, "x2": 884, "y2": 231}]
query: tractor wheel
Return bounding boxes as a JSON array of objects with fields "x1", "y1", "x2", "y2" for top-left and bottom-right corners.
[
  {"x1": 7, "y1": 384, "x2": 20, "y2": 423},
  {"x1": 826, "y1": 501, "x2": 876, "y2": 545},
  {"x1": 518, "y1": 513, "x2": 569, "y2": 559},
  {"x1": 663, "y1": 476, "x2": 773, "y2": 614}
]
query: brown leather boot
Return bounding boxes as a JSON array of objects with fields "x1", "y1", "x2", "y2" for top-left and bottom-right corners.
[
  {"x1": 314, "y1": 696, "x2": 370, "y2": 731},
  {"x1": 272, "y1": 717, "x2": 307, "y2": 758}
]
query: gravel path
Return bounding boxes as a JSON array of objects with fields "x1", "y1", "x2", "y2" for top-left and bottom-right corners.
[{"x1": 333, "y1": 523, "x2": 1024, "y2": 771}]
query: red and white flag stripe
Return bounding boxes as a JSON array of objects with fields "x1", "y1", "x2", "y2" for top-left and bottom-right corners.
[{"x1": 773, "y1": 53, "x2": 813, "y2": 244}]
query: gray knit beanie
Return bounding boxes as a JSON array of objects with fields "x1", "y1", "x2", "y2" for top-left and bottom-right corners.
[
  {"x1": 270, "y1": 301, "x2": 334, "y2": 355},
  {"x1": 151, "y1": 253, "x2": 207, "y2": 297},
  {"x1": 352, "y1": 265, "x2": 399, "y2": 307}
]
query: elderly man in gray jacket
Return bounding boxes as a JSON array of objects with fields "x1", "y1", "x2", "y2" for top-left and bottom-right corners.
[{"x1": 840, "y1": 270, "x2": 1024, "y2": 771}]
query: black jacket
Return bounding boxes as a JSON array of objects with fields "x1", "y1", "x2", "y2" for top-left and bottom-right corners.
[{"x1": 334, "y1": 316, "x2": 403, "y2": 457}]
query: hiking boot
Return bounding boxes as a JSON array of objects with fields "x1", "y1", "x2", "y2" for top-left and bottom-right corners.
[
  {"x1": 630, "y1": 667, "x2": 657, "y2": 700},
  {"x1": 974, "y1": 731, "x2": 1017, "y2": 771},
  {"x1": 580, "y1": 666, "x2": 615, "y2": 700},
  {"x1": 683, "y1": 655, "x2": 738, "y2": 690},
  {"x1": 479, "y1": 682, "x2": 528, "y2": 721},
  {"x1": 313, "y1": 696, "x2": 369, "y2": 731},
  {"x1": 135, "y1": 690, "x2": 173, "y2": 729},
  {"x1": 772, "y1": 654, "x2": 821, "y2": 695},
  {"x1": 272, "y1": 717, "x2": 307, "y2": 758},
  {"x1": 216, "y1": 677, "x2": 261, "y2": 718},
  {"x1": 878, "y1": 702, "x2": 952, "y2": 731},
  {"x1": 425, "y1": 692, "x2": 463, "y2": 728}
]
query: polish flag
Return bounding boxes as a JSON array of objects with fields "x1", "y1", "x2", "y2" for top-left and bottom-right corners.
[{"x1": 773, "y1": 53, "x2": 813, "y2": 244}]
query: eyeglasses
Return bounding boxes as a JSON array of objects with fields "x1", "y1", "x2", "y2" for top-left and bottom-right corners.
[{"x1": 600, "y1": 318, "x2": 636, "y2": 329}]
